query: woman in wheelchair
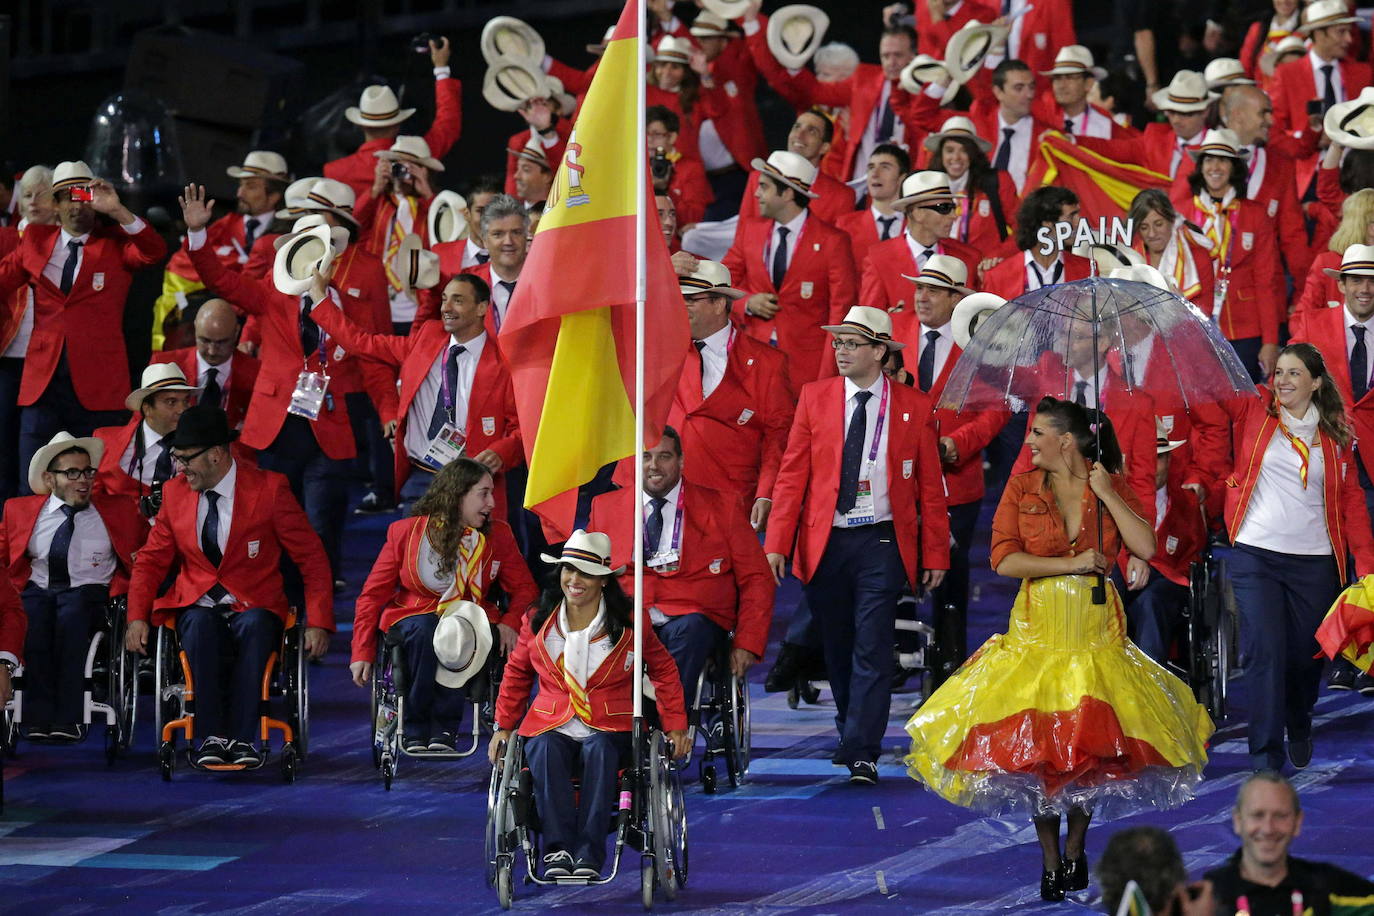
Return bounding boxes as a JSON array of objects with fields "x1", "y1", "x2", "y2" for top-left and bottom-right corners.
[
  {"x1": 489, "y1": 530, "x2": 691, "y2": 880},
  {"x1": 350, "y1": 458, "x2": 538, "y2": 753}
]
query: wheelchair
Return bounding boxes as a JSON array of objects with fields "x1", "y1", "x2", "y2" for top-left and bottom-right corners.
[
  {"x1": 153, "y1": 608, "x2": 309, "y2": 782},
  {"x1": 485, "y1": 727, "x2": 688, "y2": 910},
  {"x1": 891, "y1": 590, "x2": 939, "y2": 702},
  {"x1": 369, "y1": 623, "x2": 504, "y2": 789},
  {"x1": 0, "y1": 595, "x2": 138, "y2": 766},
  {"x1": 1180, "y1": 540, "x2": 1239, "y2": 723},
  {"x1": 684, "y1": 640, "x2": 750, "y2": 793}
]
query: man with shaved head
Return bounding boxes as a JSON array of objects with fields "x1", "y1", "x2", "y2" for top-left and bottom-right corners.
[{"x1": 149, "y1": 297, "x2": 261, "y2": 431}]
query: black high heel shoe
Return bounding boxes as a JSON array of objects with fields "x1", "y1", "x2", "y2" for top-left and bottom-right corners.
[
  {"x1": 1040, "y1": 863, "x2": 1065, "y2": 902},
  {"x1": 1061, "y1": 852, "x2": 1089, "y2": 892}
]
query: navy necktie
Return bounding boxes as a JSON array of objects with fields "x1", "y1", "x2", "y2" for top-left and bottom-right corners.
[
  {"x1": 300, "y1": 300, "x2": 320, "y2": 357},
  {"x1": 771, "y1": 226, "x2": 790, "y2": 289},
  {"x1": 243, "y1": 217, "x2": 260, "y2": 252},
  {"x1": 1321, "y1": 64, "x2": 1337, "y2": 109},
  {"x1": 1074, "y1": 380, "x2": 1089, "y2": 407},
  {"x1": 993, "y1": 127, "x2": 1015, "y2": 172},
  {"x1": 877, "y1": 95, "x2": 896, "y2": 141},
  {"x1": 1353, "y1": 326, "x2": 1368, "y2": 402},
  {"x1": 153, "y1": 433, "x2": 175, "y2": 483},
  {"x1": 47, "y1": 504, "x2": 79, "y2": 591},
  {"x1": 837, "y1": 391, "x2": 873, "y2": 514},
  {"x1": 476, "y1": 250, "x2": 490, "y2": 264},
  {"x1": 918, "y1": 329, "x2": 940, "y2": 392},
  {"x1": 645, "y1": 497, "x2": 667, "y2": 556},
  {"x1": 877, "y1": 216, "x2": 897, "y2": 240},
  {"x1": 202, "y1": 490, "x2": 229, "y2": 603},
  {"x1": 427, "y1": 345, "x2": 464, "y2": 439},
  {"x1": 693, "y1": 339, "x2": 708, "y2": 395},
  {"x1": 202, "y1": 367, "x2": 222, "y2": 410},
  {"x1": 59, "y1": 240, "x2": 82, "y2": 295},
  {"x1": 1064, "y1": 116, "x2": 1075, "y2": 135}
]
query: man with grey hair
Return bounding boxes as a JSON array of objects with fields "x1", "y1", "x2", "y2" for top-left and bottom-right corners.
[
  {"x1": 812, "y1": 43, "x2": 860, "y2": 83},
  {"x1": 1204, "y1": 771, "x2": 1374, "y2": 914},
  {"x1": 474, "y1": 194, "x2": 529, "y2": 334}
]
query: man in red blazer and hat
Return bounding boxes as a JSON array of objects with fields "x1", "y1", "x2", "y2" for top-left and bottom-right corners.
[
  {"x1": 149, "y1": 298, "x2": 261, "y2": 431},
  {"x1": 125, "y1": 405, "x2": 333, "y2": 767},
  {"x1": 91, "y1": 363, "x2": 198, "y2": 519},
  {"x1": 0, "y1": 161, "x2": 167, "y2": 491},
  {"x1": 1, "y1": 431, "x2": 145, "y2": 738},
  {"x1": 765, "y1": 306, "x2": 949, "y2": 784}
]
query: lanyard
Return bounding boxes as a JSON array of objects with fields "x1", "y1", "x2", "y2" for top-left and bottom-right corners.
[
  {"x1": 1028, "y1": 259, "x2": 1062, "y2": 289},
  {"x1": 1235, "y1": 889, "x2": 1303, "y2": 916},
  {"x1": 861, "y1": 379, "x2": 891, "y2": 471},
  {"x1": 954, "y1": 191, "x2": 973, "y2": 242},
  {"x1": 646, "y1": 491, "x2": 685, "y2": 557}
]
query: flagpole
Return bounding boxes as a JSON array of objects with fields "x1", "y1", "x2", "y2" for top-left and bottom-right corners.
[{"x1": 632, "y1": 0, "x2": 648, "y2": 735}]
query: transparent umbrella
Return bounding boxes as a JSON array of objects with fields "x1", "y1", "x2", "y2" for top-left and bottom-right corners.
[{"x1": 939, "y1": 276, "x2": 1259, "y2": 602}]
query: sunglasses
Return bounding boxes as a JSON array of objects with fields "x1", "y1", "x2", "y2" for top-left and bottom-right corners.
[{"x1": 920, "y1": 202, "x2": 957, "y2": 215}]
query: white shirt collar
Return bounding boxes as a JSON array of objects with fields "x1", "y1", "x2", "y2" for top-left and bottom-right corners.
[
  {"x1": 143, "y1": 420, "x2": 171, "y2": 448},
  {"x1": 208, "y1": 460, "x2": 238, "y2": 503},
  {"x1": 452, "y1": 330, "x2": 487, "y2": 361},
  {"x1": 42, "y1": 493, "x2": 73, "y2": 517},
  {"x1": 1310, "y1": 47, "x2": 1338, "y2": 69},
  {"x1": 643, "y1": 479, "x2": 682, "y2": 509},
  {"x1": 921, "y1": 321, "x2": 953, "y2": 339},
  {"x1": 59, "y1": 227, "x2": 91, "y2": 247},
  {"x1": 999, "y1": 111, "x2": 1031, "y2": 131},
  {"x1": 843, "y1": 374, "x2": 885, "y2": 401},
  {"x1": 699, "y1": 322, "x2": 731, "y2": 353},
  {"x1": 196, "y1": 352, "x2": 232, "y2": 383},
  {"x1": 1344, "y1": 304, "x2": 1373, "y2": 331},
  {"x1": 775, "y1": 207, "x2": 807, "y2": 236}
]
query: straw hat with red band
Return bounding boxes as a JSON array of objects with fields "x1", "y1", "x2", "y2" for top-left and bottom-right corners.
[
  {"x1": 483, "y1": 59, "x2": 553, "y2": 113},
  {"x1": 944, "y1": 20, "x2": 1009, "y2": 100},
  {"x1": 690, "y1": 11, "x2": 741, "y2": 38},
  {"x1": 507, "y1": 135, "x2": 552, "y2": 170},
  {"x1": 273, "y1": 224, "x2": 338, "y2": 297},
  {"x1": 125, "y1": 363, "x2": 199, "y2": 412},
  {"x1": 1325, "y1": 86, "x2": 1374, "y2": 151},
  {"x1": 702, "y1": 0, "x2": 752, "y2": 19},
  {"x1": 893, "y1": 170, "x2": 956, "y2": 210},
  {"x1": 50, "y1": 160, "x2": 96, "y2": 196},
  {"x1": 28, "y1": 432, "x2": 105, "y2": 497},
  {"x1": 679, "y1": 260, "x2": 746, "y2": 300},
  {"x1": 1298, "y1": 0, "x2": 1357, "y2": 34},
  {"x1": 481, "y1": 16, "x2": 545, "y2": 67},
  {"x1": 767, "y1": 5, "x2": 830, "y2": 70},
  {"x1": 290, "y1": 177, "x2": 359, "y2": 227},
  {"x1": 1186, "y1": 128, "x2": 1250, "y2": 162},
  {"x1": 1261, "y1": 35, "x2": 1308, "y2": 76},
  {"x1": 274, "y1": 176, "x2": 321, "y2": 219},
  {"x1": 654, "y1": 36, "x2": 694, "y2": 65},
  {"x1": 1322, "y1": 244, "x2": 1374, "y2": 278},
  {"x1": 272, "y1": 213, "x2": 349, "y2": 255},
  {"x1": 923, "y1": 116, "x2": 992, "y2": 154},
  {"x1": 540, "y1": 530, "x2": 625, "y2": 577},
  {"x1": 1203, "y1": 58, "x2": 1255, "y2": 94},
  {"x1": 822, "y1": 306, "x2": 906, "y2": 351},
  {"x1": 389, "y1": 233, "x2": 441, "y2": 293},
  {"x1": 226, "y1": 150, "x2": 289, "y2": 181},
  {"x1": 1040, "y1": 45, "x2": 1107, "y2": 81},
  {"x1": 1150, "y1": 70, "x2": 1210, "y2": 113},
  {"x1": 899, "y1": 54, "x2": 952, "y2": 95},
  {"x1": 901, "y1": 254, "x2": 974, "y2": 295},
  {"x1": 375, "y1": 135, "x2": 445, "y2": 173},
  {"x1": 750, "y1": 150, "x2": 820, "y2": 199},
  {"x1": 429, "y1": 190, "x2": 470, "y2": 245},
  {"x1": 345, "y1": 85, "x2": 415, "y2": 128}
]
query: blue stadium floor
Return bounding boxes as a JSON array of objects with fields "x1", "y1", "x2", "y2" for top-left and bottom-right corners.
[{"x1": 4, "y1": 503, "x2": 1374, "y2": 914}]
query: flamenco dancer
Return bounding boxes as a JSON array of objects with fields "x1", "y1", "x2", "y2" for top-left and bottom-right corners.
[{"x1": 905, "y1": 398, "x2": 1214, "y2": 902}]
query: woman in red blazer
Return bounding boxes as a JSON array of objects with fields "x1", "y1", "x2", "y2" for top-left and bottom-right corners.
[
  {"x1": 923, "y1": 118, "x2": 1020, "y2": 259},
  {"x1": 1221, "y1": 344, "x2": 1374, "y2": 771},
  {"x1": 349, "y1": 458, "x2": 537, "y2": 753},
  {"x1": 1173, "y1": 130, "x2": 1282, "y2": 383},
  {"x1": 489, "y1": 531, "x2": 689, "y2": 880},
  {"x1": 1127, "y1": 189, "x2": 1215, "y2": 313}
]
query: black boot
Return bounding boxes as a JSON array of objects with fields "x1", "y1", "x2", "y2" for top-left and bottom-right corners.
[{"x1": 765, "y1": 643, "x2": 806, "y2": 693}]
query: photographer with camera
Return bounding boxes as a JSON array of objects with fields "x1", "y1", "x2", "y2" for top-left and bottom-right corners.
[
  {"x1": 323, "y1": 36, "x2": 460, "y2": 202},
  {"x1": 356, "y1": 137, "x2": 443, "y2": 335},
  {"x1": 90, "y1": 364, "x2": 198, "y2": 520},
  {"x1": 648, "y1": 105, "x2": 713, "y2": 231}
]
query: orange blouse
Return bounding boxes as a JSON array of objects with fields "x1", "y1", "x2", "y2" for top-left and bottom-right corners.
[{"x1": 990, "y1": 469, "x2": 1147, "y2": 571}]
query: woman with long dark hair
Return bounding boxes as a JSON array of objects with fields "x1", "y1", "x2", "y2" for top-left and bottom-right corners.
[
  {"x1": 1219, "y1": 343, "x2": 1374, "y2": 771},
  {"x1": 905, "y1": 397, "x2": 1212, "y2": 902},
  {"x1": 924, "y1": 116, "x2": 1020, "y2": 256},
  {"x1": 349, "y1": 458, "x2": 538, "y2": 753},
  {"x1": 1128, "y1": 188, "x2": 1215, "y2": 310},
  {"x1": 490, "y1": 531, "x2": 690, "y2": 880}
]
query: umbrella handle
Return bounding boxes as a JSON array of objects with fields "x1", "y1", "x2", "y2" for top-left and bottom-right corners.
[{"x1": 1092, "y1": 574, "x2": 1106, "y2": 605}]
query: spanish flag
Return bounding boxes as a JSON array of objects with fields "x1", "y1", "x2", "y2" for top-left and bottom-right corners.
[
  {"x1": 498, "y1": 0, "x2": 689, "y2": 539},
  {"x1": 1317, "y1": 575, "x2": 1374, "y2": 675},
  {"x1": 1028, "y1": 131, "x2": 1173, "y2": 225}
]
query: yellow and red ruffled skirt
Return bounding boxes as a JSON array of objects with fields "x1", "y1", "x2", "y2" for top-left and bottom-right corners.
[{"x1": 905, "y1": 575, "x2": 1214, "y2": 817}]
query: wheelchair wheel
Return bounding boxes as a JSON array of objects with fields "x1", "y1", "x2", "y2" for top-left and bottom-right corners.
[
  {"x1": 382, "y1": 754, "x2": 395, "y2": 790},
  {"x1": 497, "y1": 861, "x2": 513, "y2": 910},
  {"x1": 153, "y1": 628, "x2": 181, "y2": 746},
  {"x1": 282, "y1": 744, "x2": 298, "y2": 783},
  {"x1": 641, "y1": 861, "x2": 655, "y2": 911},
  {"x1": 369, "y1": 664, "x2": 384, "y2": 770},
  {"x1": 649, "y1": 732, "x2": 687, "y2": 900},
  {"x1": 1210, "y1": 604, "x2": 1234, "y2": 722},
  {"x1": 158, "y1": 742, "x2": 174, "y2": 781},
  {"x1": 284, "y1": 625, "x2": 309, "y2": 759},
  {"x1": 724, "y1": 671, "x2": 751, "y2": 788}
]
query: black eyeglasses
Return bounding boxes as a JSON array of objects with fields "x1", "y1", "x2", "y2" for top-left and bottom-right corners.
[
  {"x1": 831, "y1": 338, "x2": 878, "y2": 352},
  {"x1": 920, "y1": 202, "x2": 957, "y2": 215},
  {"x1": 48, "y1": 467, "x2": 96, "y2": 481},
  {"x1": 171, "y1": 447, "x2": 212, "y2": 467}
]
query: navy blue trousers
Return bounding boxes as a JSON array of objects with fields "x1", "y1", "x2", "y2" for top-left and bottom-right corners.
[
  {"x1": 1123, "y1": 575, "x2": 1190, "y2": 666},
  {"x1": 1229, "y1": 544, "x2": 1340, "y2": 770},
  {"x1": 257, "y1": 415, "x2": 349, "y2": 579},
  {"x1": 21, "y1": 583, "x2": 106, "y2": 725},
  {"x1": 655, "y1": 612, "x2": 726, "y2": 707},
  {"x1": 345, "y1": 391, "x2": 394, "y2": 500},
  {"x1": 802, "y1": 522, "x2": 907, "y2": 764},
  {"x1": 1228, "y1": 336, "x2": 1264, "y2": 385},
  {"x1": 178, "y1": 606, "x2": 282, "y2": 743},
  {"x1": 398, "y1": 467, "x2": 433, "y2": 507},
  {"x1": 525, "y1": 729, "x2": 631, "y2": 871},
  {"x1": 18, "y1": 354, "x2": 125, "y2": 496},
  {"x1": 929, "y1": 500, "x2": 980, "y2": 684},
  {"x1": 389, "y1": 612, "x2": 467, "y2": 740}
]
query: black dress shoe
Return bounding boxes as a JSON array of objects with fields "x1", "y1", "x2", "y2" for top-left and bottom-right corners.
[
  {"x1": 1061, "y1": 852, "x2": 1089, "y2": 891},
  {"x1": 764, "y1": 643, "x2": 805, "y2": 693},
  {"x1": 1357, "y1": 672, "x2": 1374, "y2": 697},
  {"x1": 1329, "y1": 662, "x2": 1358, "y2": 691},
  {"x1": 1288, "y1": 737, "x2": 1313, "y2": 769},
  {"x1": 1040, "y1": 865, "x2": 1065, "y2": 902}
]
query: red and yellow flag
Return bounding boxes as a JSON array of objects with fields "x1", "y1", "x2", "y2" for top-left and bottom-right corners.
[
  {"x1": 1028, "y1": 131, "x2": 1173, "y2": 224},
  {"x1": 1317, "y1": 575, "x2": 1374, "y2": 674},
  {"x1": 498, "y1": 0, "x2": 689, "y2": 539}
]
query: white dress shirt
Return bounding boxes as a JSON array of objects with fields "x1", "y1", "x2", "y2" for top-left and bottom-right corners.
[
  {"x1": 918, "y1": 322, "x2": 956, "y2": 383},
  {"x1": 46, "y1": 216, "x2": 148, "y2": 292},
  {"x1": 697, "y1": 323, "x2": 731, "y2": 398},
  {"x1": 27, "y1": 495, "x2": 116, "y2": 590},
  {"x1": 764, "y1": 209, "x2": 808, "y2": 277},
  {"x1": 1006, "y1": 0, "x2": 1031, "y2": 57},
  {"x1": 1069, "y1": 362, "x2": 1109, "y2": 409},
  {"x1": 872, "y1": 206, "x2": 901, "y2": 242},
  {"x1": 906, "y1": 233, "x2": 941, "y2": 272},
  {"x1": 2, "y1": 219, "x2": 34, "y2": 357},
  {"x1": 1024, "y1": 251, "x2": 1065, "y2": 291},
  {"x1": 1235, "y1": 404, "x2": 1329, "y2": 555},
  {"x1": 1243, "y1": 145, "x2": 1268, "y2": 199},
  {"x1": 1061, "y1": 105, "x2": 1114, "y2": 139},
  {"x1": 1170, "y1": 130, "x2": 1204, "y2": 180},
  {"x1": 643, "y1": 481, "x2": 682, "y2": 559},
  {"x1": 118, "y1": 421, "x2": 174, "y2": 486},
  {"x1": 194, "y1": 462, "x2": 238, "y2": 607},
  {"x1": 405, "y1": 332, "x2": 486, "y2": 461},
  {"x1": 697, "y1": 117, "x2": 735, "y2": 171},
  {"x1": 995, "y1": 113, "x2": 1034, "y2": 190},
  {"x1": 832, "y1": 375, "x2": 892, "y2": 527}
]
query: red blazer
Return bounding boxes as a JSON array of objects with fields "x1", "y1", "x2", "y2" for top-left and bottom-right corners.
[
  {"x1": 971, "y1": 110, "x2": 1056, "y2": 195},
  {"x1": 0, "y1": 227, "x2": 22, "y2": 354},
  {"x1": 764, "y1": 376, "x2": 951, "y2": 587},
  {"x1": 1076, "y1": 122, "x2": 1201, "y2": 182},
  {"x1": 0, "y1": 493, "x2": 147, "y2": 597},
  {"x1": 1271, "y1": 55, "x2": 1372, "y2": 139},
  {"x1": 356, "y1": 192, "x2": 433, "y2": 261},
  {"x1": 323, "y1": 76, "x2": 463, "y2": 201},
  {"x1": 503, "y1": 120, "x2": 572, "y2": 200},
  {"x1": 665, "y1": 153, "x2": 715, "y2": 229},
  {"x1": 1294, "y1": 250, "x2": 1341, "y2": 314},
  {"x1": 495, "y1": 605, "x2": 688, "y2": 737},
  {"x1": 1290, "y1": 306, "x2": 1374, "y2": 483},
  {"x1": 350, "y1": 516, "x2": 538, "y2": 664},
  {"x1": 0, "y1": 221, "x2": 167, "y2": 411},
  {"x1": 981, "y1": 252, "x2": 1093, "y2": 302},
  {"x1": 736, "y1": 168, "x2": 857, "y2": 227},
  {"x1": 836, "y1": 208, "x2": 887, "y2": 272},
  {"x1": 926, "y1": 342, "x2": 1009, "y2": 507},
  {"x1": 723, "y1": 213, "x2": 857, "y2": 388},
  {"x1": 126, "y1": 463, "x2": 334, "y2": 630},
  {"x1": 588, "y1": 482, "x2": 776, "y2": 658},
  {"x1": 413, "y1": 261, "x2": 518, "y2": 335},
  {"x1": 162, "y1": 211, "x2": 257, "y2": 283},
  {"x1": 149, "y1": 347, "x2": 261, "y2": 430},
  {"x1": 696, "y1": 36, "x2": 768, "y2": 171},
  {"x1": 186, "y1": 240, "x2": 385, "y2": 460},
  {"x1": 859, "y1": 236, "x2": 983, "y2": 335},
  {"x1": 916, "y1": 0, "x2": 999, "y2": 55},
  {"x1": 1150, "y1": 475, "x2": 1208, "y2": 587},
  {"x1": 243, "y1": 232, "x2": 281, "y2": 280},
  {"x1": 1312, "y1": 165, "x2": 1344, "y2": 255},
  {"x1": 0, "y1": 572, "x2": 23, "y2": 662},
  {"x1": 948, "y1": 172, "x2": 1020, "y2": 257},
  {"x1": 1134, "y1": 233, "x2": 1217, "y2": 313},
  {"x1": 666, "y1": 330, "x2": 794, "y2": 506},
  {"x1": 1222, "y1": 392, "x2": 1374, "y2": 582},
  {"x1": 1240, "y1": 17, "x2": 1300, "y2": 91},
  {"x1": 1171, "y1": 196, "x2": 1282, "y2": 344},
  {"x1": 307, "y1": 299, "x2": 523, "y2": 500},
  {"x1": 1006, "y1": 0, "x2": 1077, "y2": 76}
]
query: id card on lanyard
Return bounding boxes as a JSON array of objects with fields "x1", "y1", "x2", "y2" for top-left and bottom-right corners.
[
  {"x1": 420, "y1": 353, "x2": 468, "y2": 469},
  {"x1": 289, "y1": 313, "x2": 332, "y2": 420},
  {"x1": 844, "y1": 380, "x2": 889, "y2": 528},
  {"x1": 647, "y1": 494, "x2": 685, "y2": 573}
]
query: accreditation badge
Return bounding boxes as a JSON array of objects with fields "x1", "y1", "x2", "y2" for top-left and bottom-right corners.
[
  {"x1": 491, "y1": 560, "x2": 501, "y2": 577},
  {"x1": 332, "y1": 345, "x2": 346, "y2": 362},
  {"x1": 800, "y1": 281, "x2": 814, "y2": 299},
  {"x1": 1266, "y1": 200, "x2": 1277, "y2": 218},
  {"x1": 92, "y1": 272, "x2": 106, "y2": 291},
  {"x1": 348, "y1": 287, "x2": 361, "y2": 298},
  {"x1": 1035, "y1": 33, "x2": 1047, "y2": 49},
  {"x1": 288, "y1": 371, "x2": 330, "y2": 420},
  {"x1": 1161, "y1": 415, "x2": 1175, "y2": 432},
  {"x1": 725, "y1": 80, "x2": 738, "y2": 98},
  {"x1": 482, "y1": 416, "x2": 496, "y2": 435}
]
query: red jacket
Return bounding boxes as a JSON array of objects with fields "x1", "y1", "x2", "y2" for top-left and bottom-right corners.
[
  {"x1": 665, "y1": 153, "x2": 715, "y2": 229},
  {"x1": 1005, "y1": 0, "x2": 1077, "y2": 76},
  {"x1": 915, "y1": 0, "x2": 999, "y2": 56},
  {"x1": 764, "y1": 376, "x2": 951, "y2": 587},
  {"x1": 1270, "y1": 55, "x2": 1372, "y2": 194},
  {"x1": 149, "y1": 347, "x2": 261, "y2": 430},
  {"x1": 696, "y1": 36, "x2": 769, "y2": 171},
  {"x1": 0, "y1": 493, "x2": 147, "y2": 597},
  {"x1": 971, "y1": 110, "x2": 1056, "y2": 195},
  {"x1": 356, "y1": 192, "x2": 433, "y2": 261},
  {"x1": 126, "y1": 463, "x2": 334, "y2": 630},
  {"x1": 926, "y1": 342, "x2": 1009, "y2": 507},
  {"x1": 0, "y1": 221, "x2": 167, "y2": 411},
  {"x1": 588, "y1": 482, "x2": 776, "y2": 658},
  {"x1": 1290, "y1": 305, "x2": 1374, "y2": 484},
  {"x1": 1150, "y1": 475, "x2": 1208, "y2": 587},
  {"x1": 0, "y1": 572, "x2": 23, "y2": 662},
  {"x1": 0, "y1": 227, "x2": 22, "y2": 353},
  {"x1": 981, "y1": 251, "x2": 1094, "y2": 302},
  {"x1": 350, "y1": 516, "x2": 538, "y2": 664},
  {"x1": 1170, "y1": 196, "x2": 1282, "y2": 344},
  {"x1": 835, "y1": 208, "x2": 890, "y2": 273},
  {"x1": 948, "y1": 172, "x2": 1020, "y2": 256},
  {"x1": 307, "y1": 299, "x2": 523, "y2": 501},
  {"x1": 859, "y1": 235, "x2": 983, "y2": 335},
  {"x1": 162, "y1": 211, "x2": 260, "y2": 283},
  {"x1": 736, "y1": 168, "x2": 857, "y2": 226},
  {"x1": 186, "y1": 239, "x2": 388, "y2": 460},
  {"x1": 723, "y1": 213, "x2": 857, "y2": 388},
  {"x1": 666, "y1": 330, "x2": 794, "y2": 506},
  {"x1": 1294, "y1": 250, "x2": 1342, "y2": 314},
  {"x1": 503, "y1": 121, "x2": 572, "y2": 200},
  {"x1": 495, "y1": 604, "x2": 688, "y2": 737},
  {"x1": 1134, "y1": 233, "x2": 1217, "y2": 313},
  {"x1": 322, "y1": 76, "x2": 463, "y2": 201},
  {"x1": 1239, "y1": 17, "x2": 1300, "y2": 91},
  {"x1": 1222, "y1": 392, "x2": 1374, "y2": 582}
]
